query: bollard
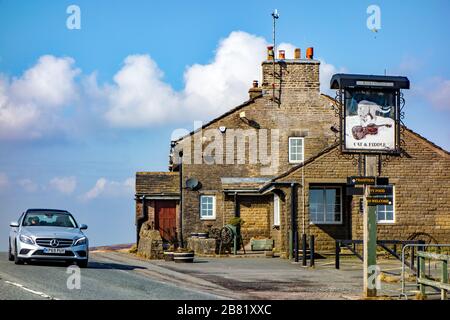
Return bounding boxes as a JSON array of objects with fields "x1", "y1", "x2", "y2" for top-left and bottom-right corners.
[
  {"x1": 302, "y1": 234, "x2": 307, "y2": 266},
  {"x1": 335, "y1": 240, "x2": 340, "y2": 269},
  {"x1": 309, "y1": 235, "x2": 315, "y2": 267}
]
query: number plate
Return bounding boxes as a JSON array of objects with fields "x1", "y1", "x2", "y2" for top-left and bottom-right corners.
[{"x1": 43, "y1": 248, "x2": 66, "y2": 254}]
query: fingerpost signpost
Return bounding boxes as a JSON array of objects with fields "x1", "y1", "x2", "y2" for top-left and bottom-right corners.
[{"x1": 330, "y1": 74, "x2": 409, "y2": 297}]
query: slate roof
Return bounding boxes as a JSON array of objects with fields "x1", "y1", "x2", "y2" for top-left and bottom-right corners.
[{"x1": 135, "y1": 172, "x2": 179, "y2": 196}]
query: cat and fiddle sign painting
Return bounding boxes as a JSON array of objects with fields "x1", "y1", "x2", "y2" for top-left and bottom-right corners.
[{"x1": 344, "y1": 89, "x2": 397, "y2": 153}]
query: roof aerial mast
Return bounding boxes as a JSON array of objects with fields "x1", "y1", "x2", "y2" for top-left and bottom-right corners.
[
  {"x1": 271, "y1": 9, "x2": 279, "y2": 54},
  {"x1": 271, "y1": 9, "x2": 280, "y2": 106}
]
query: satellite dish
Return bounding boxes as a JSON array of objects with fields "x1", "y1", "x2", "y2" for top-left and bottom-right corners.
[{"x1": 185, "y1": 178, "x2": 200, "y2": 190}]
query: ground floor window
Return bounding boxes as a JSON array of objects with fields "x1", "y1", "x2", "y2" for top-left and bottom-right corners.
[
  {"x1": 377, "y1": 187, "x2": 395, "y2": 223},
  {"x1": 309, "y1": 186, "x2": 342, "y2": 224},
  {"x1": 200, "y1": 195, "x2": 216, "y2": 220}
]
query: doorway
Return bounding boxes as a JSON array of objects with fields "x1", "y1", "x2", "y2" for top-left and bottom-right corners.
[{"x1": 155, "y1": 201, "x2": 177, "y2": 242}]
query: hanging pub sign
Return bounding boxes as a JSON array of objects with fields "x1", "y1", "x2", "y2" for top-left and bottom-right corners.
[{"x1": 330, "y1": 74, "x2": 410, "y2": 154}]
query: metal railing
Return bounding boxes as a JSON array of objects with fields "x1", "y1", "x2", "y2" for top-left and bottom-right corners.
[
  {"x1": 417, "y1": 251, "x2": 450, "y2": 300},
  {"x1": 400, "y1": 244, "x2": 450, "y2": 300},
  {"x1": 335, "y1": 239, "x2": 423, "y2": 270}
]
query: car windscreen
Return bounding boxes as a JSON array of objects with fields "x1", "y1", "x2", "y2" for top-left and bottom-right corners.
[{"x1": 22, "y1": 212, "x2": 77, "y2": 228}]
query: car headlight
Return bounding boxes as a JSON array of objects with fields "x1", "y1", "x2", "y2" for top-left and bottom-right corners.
[
  {"x1": 74, "y1": 237, "x2": 87, "y2": 246},
  {"x1": 19, "y1": 235, "x2": 34, "y2": 245}
]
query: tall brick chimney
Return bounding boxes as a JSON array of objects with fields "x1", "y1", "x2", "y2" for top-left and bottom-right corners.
[{"x1": 261, "y1": 47, "x2": 320, "y2": 95}]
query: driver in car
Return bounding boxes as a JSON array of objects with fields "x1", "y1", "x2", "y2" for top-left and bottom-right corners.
[{"x1": 30, "y1": 217, "x2": 40, "y2": 226}]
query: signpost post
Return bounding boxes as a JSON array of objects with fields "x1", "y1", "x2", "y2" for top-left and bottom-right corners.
[{"x1": 365, "y1": 191, "x2": 378, "y2": 297}]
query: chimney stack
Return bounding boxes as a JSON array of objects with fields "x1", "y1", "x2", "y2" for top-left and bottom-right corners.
[
  {"x1": 262, "y1": 46, "x2": 320, "y2": 94},
  {"x1": 248, "y1": 80, "x2": 262, "y2": 99}
]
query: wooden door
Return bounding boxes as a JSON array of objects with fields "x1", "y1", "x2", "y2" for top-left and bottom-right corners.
[{"x1": 155, "y1": 201, "x2": 177, "y2": 242}]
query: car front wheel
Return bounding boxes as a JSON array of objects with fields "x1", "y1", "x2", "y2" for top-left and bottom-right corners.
[
  {"x1": 8, "y1": 240, "x2": 14, "y2": 261},
  {"x1": 77, "y1": 259, "x2": 88, "y2": 268},
  {"x1": 14, "y1": 241, "x2": 24, "y2": 265}
]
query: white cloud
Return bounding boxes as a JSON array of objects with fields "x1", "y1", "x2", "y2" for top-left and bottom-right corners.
[
  {"x1": 0, "y1": 172, "x2": 9, "y2": 189},
  {"x1": 80, "y1": 177, "x2": 134, "y2": 201},
  {"x1": 49, "y1": 176, "x2": 77, "y2": 194},
  {"x1": 0, "y1": 32, "x2": 346, "y2": 135},
  {"x1": 18, "y1": 178, "x2": 39, "y2": 193},
  {"x1": 98, "y1": 32, "x2": 346, "y2": 127},
  {"x1": 103, "y1": 55, "x2": 181, "y2": 127},
  {"x1": 182, "y1": 31, "x2": 267, "y2": 120},
  {"x1": 0, "y1": 55, "x2": 80, "y2": 139},
  {"x1": 319, "y1": 59, "x2": 347, "y2": 96},
  {"x1": 97, "y1": 31, "x2": 267, "y2": 127}
]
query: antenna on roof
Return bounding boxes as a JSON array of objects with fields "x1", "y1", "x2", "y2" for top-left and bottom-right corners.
[
  {"x1": 271, "y1": 9, "x2": 279, "y2": 55},
  {"x1": 271, "y1": 9, "x2": 280, "y2": 107}
]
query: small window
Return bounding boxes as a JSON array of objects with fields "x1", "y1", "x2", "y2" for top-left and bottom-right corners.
[
  {"x1": 377, "y1": 187, "x2": 395, "y2": 223},
  {"x1": 273, "y1": 194, "x2": 280, "y2": 227},
  {"x1": 200, "y1": 195, "x2": 216, "y2": 220},
  {"x1": 309, "y1": 186, "x2": 342, "y2": 224},
  {"x1": 289, "y1": 137, "x2": 304, "y2": 163}
]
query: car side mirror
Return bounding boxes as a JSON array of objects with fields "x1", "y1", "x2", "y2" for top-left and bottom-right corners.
[
  {"x1": 80, "y1": 224, "x2": 88, "y2": 230},
  {"x1": 10, "y1": 221, "x2": 19, "y2": 228}
]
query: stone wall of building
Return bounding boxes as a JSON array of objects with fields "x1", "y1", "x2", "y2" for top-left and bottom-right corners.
[
  {"x1": 178, "y1": 59, "x2": 337, "y2": 246},
  {"x1": 239, "y1": 195, "x2": 272, "y2": 244}
]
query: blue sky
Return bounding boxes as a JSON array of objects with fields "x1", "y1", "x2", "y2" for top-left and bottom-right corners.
[{"x1": 0, "y1": 0, "x2": 449, "y2": 249}]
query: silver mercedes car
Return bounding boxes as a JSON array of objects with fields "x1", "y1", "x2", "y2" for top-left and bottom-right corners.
[{"x1": 8, "y1": 209, "x2": 89, "y2": 267}]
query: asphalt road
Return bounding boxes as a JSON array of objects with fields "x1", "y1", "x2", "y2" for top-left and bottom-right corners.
[{"x1": 0, "y1": 252, "x2": 222, "y2": 300}]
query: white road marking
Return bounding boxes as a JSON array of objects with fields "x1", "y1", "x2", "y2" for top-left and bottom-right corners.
[{"x1": 5, "y1": 280, "x2": 59, "y2": 300}]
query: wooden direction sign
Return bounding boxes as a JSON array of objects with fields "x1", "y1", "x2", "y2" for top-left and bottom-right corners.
[
  {"x1": 347, "y1": 176, "x2": 376, "y2": 185},
  {"x1": 367, "y1": 197, "x2": 393, "y2": 206},
  {"x1": 369, "y1": 186, "x2": 393, "y2": 196}
]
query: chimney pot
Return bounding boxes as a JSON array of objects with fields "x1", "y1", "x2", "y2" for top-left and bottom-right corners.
[
  {"x1": 306, "y1": 47, "x2": 314, "y2": 59},
  {"x1": 278, "y1": 50, "x2": 285, "y2": 60},
  {"x1": 267, "y1": 46, "x2": 274, "y2": 60},
  {"x1": 294, "y1": 48, "x2": 301, "y2": 59},
  {"x1": 252, "y1": 80, "x2": 259, "y2": 88}
]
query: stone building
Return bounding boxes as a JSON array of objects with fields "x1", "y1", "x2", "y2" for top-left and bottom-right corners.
[{"x1": 135, "y1": 47, "x2": 450, "y2": 255}]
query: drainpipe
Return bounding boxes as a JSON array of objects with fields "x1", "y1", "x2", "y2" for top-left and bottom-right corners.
[
  {"x1": 302, "y1": 166, "x2": 305, "y2": 236},
  {"x1": 234, "y1": 192, "x2": 239, "y2": 217},
  {"x1": 178, "y1": 151, "x2": 184, "y2": 248},
  {"x1": 290, "y1": 183, "x2": 298, "y2": 260}
]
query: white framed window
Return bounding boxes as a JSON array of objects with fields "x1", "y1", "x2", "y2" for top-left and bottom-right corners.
[
  {"x1": 289, "y1": 137, "x2": 304, "y2": 163},
  {"x1": 273, "y1": 193, "x2": 280, "y2": 227},
  {"x1": 377, "y1": 186, "x2": 395, "y2": 223},
  {"x1": 309, "y1": 186, "x2": 342, "y2": 224},
  {"x1": 200, "y1": 195, "x2": 216, "y2": 220}
]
